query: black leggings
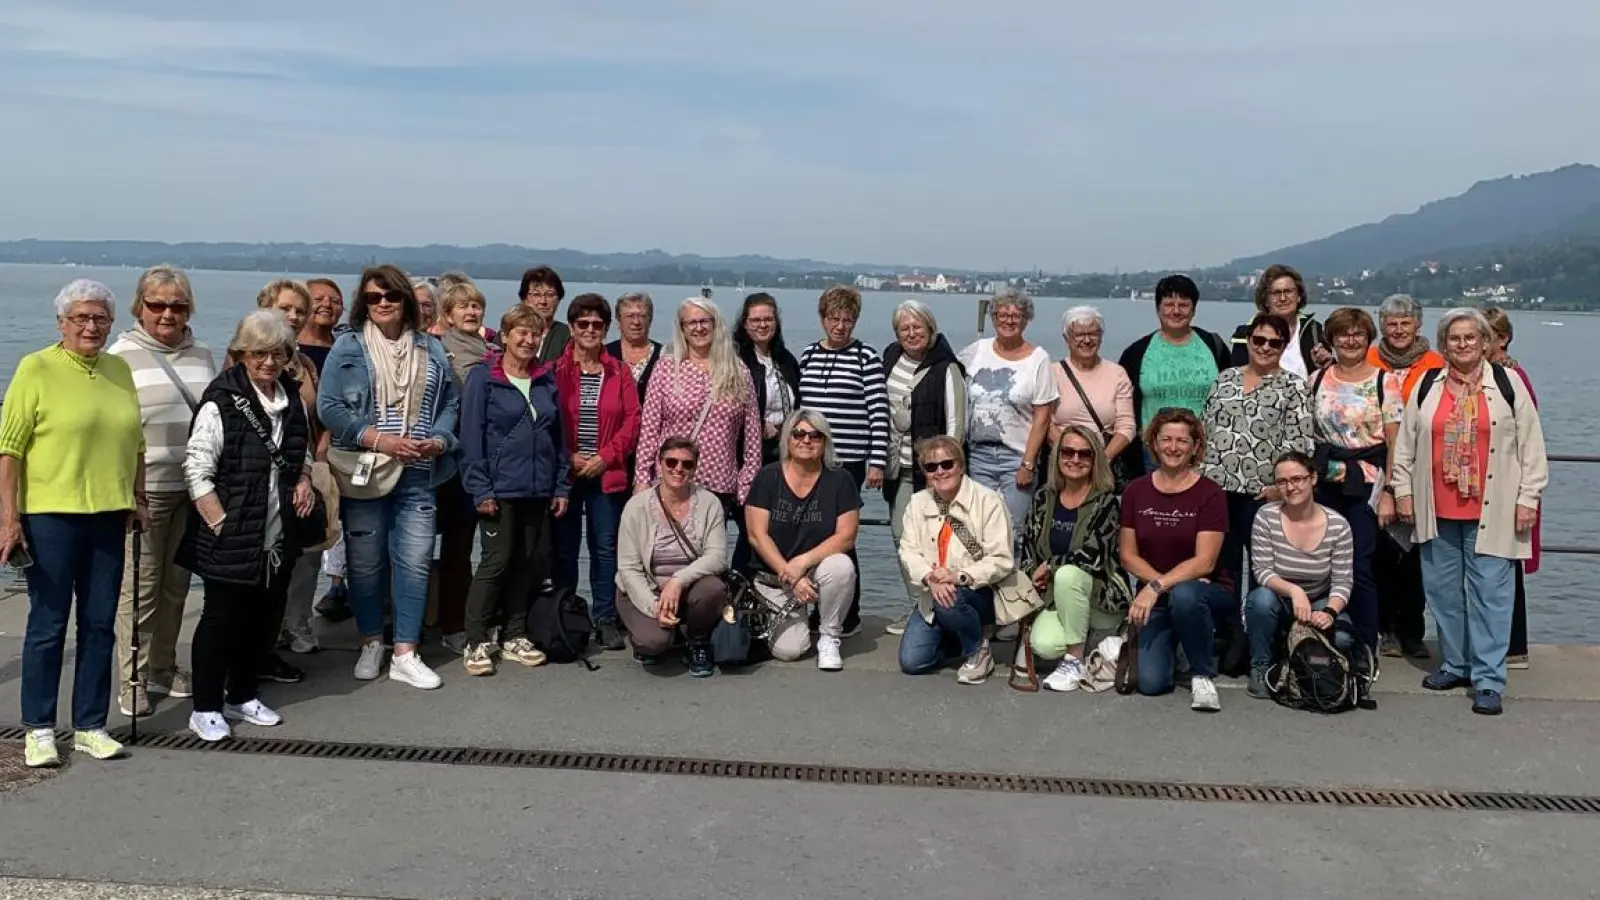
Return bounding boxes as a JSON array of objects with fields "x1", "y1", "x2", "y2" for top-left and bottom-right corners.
[{"x1": 193, "y1": 561, "x2": 292, "y2": 712}]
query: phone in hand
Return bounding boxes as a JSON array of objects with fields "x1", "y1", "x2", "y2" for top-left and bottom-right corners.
[{"x1": 6, "y1": 546, "x2": 33, "y2": 570}]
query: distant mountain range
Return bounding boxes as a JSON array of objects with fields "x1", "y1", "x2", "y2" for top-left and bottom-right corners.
[{"x1": 1232, "y1": 163, "x2": 1600, "y2": 274}]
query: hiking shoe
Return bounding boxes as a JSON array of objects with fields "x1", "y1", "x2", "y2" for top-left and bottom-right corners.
[
  {"x1": 687, "y1": 642, "x2": 715, "y2": 677},
  {"x1": 884, "y1": 612, "x2": 910, "y2": 636},
  {"x1": 1190, "y1": 676, "x2": 1221, "y2": 712},
  {"x1": 118, "y1": 684, "x2": 151, "y2": 718},
  {"x1": 1246, "y1": 665, "x2": 1270, "y2": 700},
  {"x1": 816, "y1": 636, "x2": 844, "y2": 671},
  {"x1": 501, "y1": 637, "x2": 548, "y2": 668},
  {"x1": 262, "y1": 654, "x2": 304, "y2": 684},
  {"x1": 1402, "y1": 638, "x2": 1430, "y2": 660},
  {"x1": 1506, "y1": 653, "x2": 1530, "y2": 670},
  {"x1": 1378, "y1": 633, "x2": 1402, "y2": 658},
  {"x1": 1472, "y1": 689, "x2": 1504, "y2": 716},
  {"x1": 189, "y1": 712, "x2": 230, "y2": 743},
  {"x1": 315, "y1": 585, "x2": 352, "y2": 622},
  {"x1": 24, "y1": 729, "x2": 59, "y2": 768},
  {"x1": 1043, "y1": 656, "x2": 1085, "y2": 693},
  {"x1": 149, "y1": 669, "x2": 193, "y2": 699},
  {"x1": 224, "y1": 699, "x2": 282, "y2": 727},
  {"x1": 389, "y1": 652, "x2": 442, "y2": 690},
  {"x1": 957, "y1": 643, "x2": 995, "y2": 685},
  {"x1": 440, "y1": 631, "x2": 469, "y2": 655},
  {"x1": 1422, "y1": 670, "x2": 1472, "y2": 691},
  {"x1": 354, "y1": 640, "x2": 384, "y2": 681},
  {"x1": 72, "y1": 729, "x2": 126, "y2": 760},
  {"x1": 463, "y1": 643, "x2": 496, "y2": 676},
  {"x1": 593, "y1": 619, "x2": 625, "y2": 652}
]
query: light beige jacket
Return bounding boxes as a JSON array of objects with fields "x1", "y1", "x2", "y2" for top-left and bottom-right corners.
[
  {"x1": 1391, "y1": 361, "x2": 1548, "y2": 560},
  {"x1": 615, "y1": 486, "x2": 727, "y2": 617},
  {"x1": 899, "y1": 476, "x2": 1037, "y2": 624}
]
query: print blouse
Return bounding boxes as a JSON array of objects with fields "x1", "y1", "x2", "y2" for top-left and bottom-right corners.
[
  {"x1": 635, "y1": 358, "x2": 762, "y2": 502},
  {"x1": 1200, "y1": 367, "x2": 1314, "y2": 495}
]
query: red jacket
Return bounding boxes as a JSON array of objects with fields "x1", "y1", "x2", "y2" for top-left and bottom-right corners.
[{"x1": 554, "y1": 345, "x2": 640, "y2": 494}]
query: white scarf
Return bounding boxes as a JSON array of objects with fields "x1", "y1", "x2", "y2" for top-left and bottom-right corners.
[{"x1": 362, "y1": 318, "x2": 426, "y2": 432}]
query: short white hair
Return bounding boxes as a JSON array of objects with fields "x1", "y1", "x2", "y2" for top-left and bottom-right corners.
[
  {"x1": 55, "y1": 279, "x2": 116, "y2": 319},
  {"x1": 891, "y1": 299, "x2": 939, "y2": 336},
  {"x1": 1436, "y1": 307, "x2": 1493, "y2": 349},
  {"x1": 229, "y1": 309, "x2": 299, "y2": 358},
  {"x1": 1378, "y1": 293, "x2": 1423, "y2": 323},
  {"x1": 1061, "y1": 305, "x2": 1104, "y2": 337},
  {"x1": 991, "y1": 286, "x2": 1034, "y2": 324}
]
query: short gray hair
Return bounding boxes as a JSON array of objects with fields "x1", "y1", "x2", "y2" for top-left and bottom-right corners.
[
  {"x1": 132, "y1": 265, "x2": 194, "y2": 317},
  {"x1": 1061, "y1": 305, "x2": 1104, "y2": 337},
  {"x1": 1436, "y1": 307, "x2": 1493, "y2": 350},
  {"x1": 891, "y1": 299, "x2": 939, "y2": 336},
  {"x1": 615, "y1": 291, "x2": 654, "y2": 321},
  {"x1": 1378, "y1": 293, "x2": 1423, "y2": 323},
  {"x1": 228, "y1": 309, "x2": 298, "y2": 359},
  {"x1": 777, "y1": 408, "x2": 837, "y2": 468},
  {"x1": 55, "y1": 279, "x2": 116, "y2": 319},
  {"x1": 991, "y1": 287, "x2": 1034, "y2": 325}
]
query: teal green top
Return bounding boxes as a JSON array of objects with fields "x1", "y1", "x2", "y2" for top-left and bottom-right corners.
[{"x1": 1139, "y1": 334, "x2": 1220, "y2": 424}]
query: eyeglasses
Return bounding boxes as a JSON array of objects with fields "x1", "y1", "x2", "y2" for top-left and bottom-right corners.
[
  {"x1": 993, "y1": 313, "x2": 1025, "y2": 324},
  {"x1": 745, "y1": 317, "x2": 777, "y2": 327},
  {"x1": 661, "y1": 457, "x2": 698, "y2": 471},
  {"x1": 64, "y1": 314, "x2": 112, "y2": 328},
  {"x1": 361, "y1": 290, "x2": 406, "y2": 307},
  {"x1": 1272, "y1": 473, "x2": 1313, "y2": 489},
  {"x1": 1250, "y1": 335, "x2": 1287, "y2": 351},
  {"x1": 1266, "y1": 288, "x2": 1299, "y2": 299},
  {"x1": 1059, "y1": 447, "x2": 1095, "y2": 462},
  {"x1": 823, "y1": 315, "x2": 856, "y2": 328},
  {"x1": 143, "y1": 301, "x2": 190, "y2": 314},
  {"x1": 790, "y1": 428, "x2": 824, "y2": 443},
  {"x1": 572, "y1": 319, "x2": 607, "y2": 333},
  {"x1": 921, "y1": 458, "x2": 959, "y2": 473},
  {"x1": 1332, "y1": 331, "x2": 1369, "y2": 345},
  {"x1": 1446, "y1": 334, "x2": 1481, "y2": 346},
  {"x1": 244, "y1": 349, "x2": 290, "y2": 364},
  {"x1": 681, "y1": 318, "x2": 713, "y2": 331},
  {"x1": 1067, "y1": 330, "x2": 1101, "y2": 342},
  {"x1": 524, "y1": 289, "x2": 559, "y2": 301}
]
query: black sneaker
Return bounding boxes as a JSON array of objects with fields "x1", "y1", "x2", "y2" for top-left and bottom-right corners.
[
  {"x1": 1401, "y1": 637, "x2": 1430, "y2": 659},
  {"x1": 314, "y1": 584, "x2": 352, "y2": 622},
  {"x1": 262, "y1": 654, "x2": 305, "y2": 684},
  {"x1": 634, "y1": 649, "x2": 663, "y2": 667},
  {"x1": 594, "y1": 618, "x2": 625, "y2": 652},
  {"x1": 687, "y1": 642, "x2": 715, "y2": 678}
]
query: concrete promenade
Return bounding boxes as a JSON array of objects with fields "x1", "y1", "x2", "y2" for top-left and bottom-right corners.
[{"x1": 1, "y1": 586, "x2": 1598, "y2": 899}]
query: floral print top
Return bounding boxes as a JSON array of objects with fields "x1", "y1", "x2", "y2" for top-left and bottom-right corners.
[
  {"x1": 1200, "y1": 367, "x2": 1314, "y2": 494},
  {"x1": 1310, "y1": 367, "x2": 1403, "y2": 483}
]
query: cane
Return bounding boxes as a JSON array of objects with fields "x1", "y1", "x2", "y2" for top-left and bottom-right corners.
[{"x1": 129, "y1": 526, "x2": 142, "y2": 746}]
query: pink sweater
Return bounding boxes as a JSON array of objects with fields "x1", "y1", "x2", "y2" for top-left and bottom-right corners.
[
  {"x1": 635, "y1": 357, "x2": 762, "y2": 502},
  {"x1": 1049, "y1": 357, "x2": 1136, "y2": 440}
]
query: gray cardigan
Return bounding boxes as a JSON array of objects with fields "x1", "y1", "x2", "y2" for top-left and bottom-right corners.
[{"x1": 615, "y1": 485, "x2": 728, "y2": 617}]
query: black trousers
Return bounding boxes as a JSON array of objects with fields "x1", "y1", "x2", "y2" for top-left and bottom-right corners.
[
  {"x1": 715, "y1": 492, "x2": 752, "y2": 574},
  {"x1": 1373, "y1": 535, "x2": 1427, "y2": 644},
  {"x1": 1510, "y1": 562, "x2": 1529, "y2": 657},
  {"x1": 465, "y1": 499, "x2": 551, "y2": 645},
  {"x1": 194, "y1": 560, "x2": 292, "y2": 713},
  {"x1": 1220, "y1": 491, "x2": 1265, "y2": 596}
]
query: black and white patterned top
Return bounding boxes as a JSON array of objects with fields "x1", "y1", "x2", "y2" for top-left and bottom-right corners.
[
  {"x1": 577, "y1": 371, "x2": 602, "y2": 455},
  {"x1": 1199, "y1": 366, "x2": 1314, "y2": 495}
]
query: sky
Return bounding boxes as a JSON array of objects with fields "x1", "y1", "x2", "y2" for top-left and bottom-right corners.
[{"x1": 1, "y1": 1, "x2": 1597, "y2": 272}]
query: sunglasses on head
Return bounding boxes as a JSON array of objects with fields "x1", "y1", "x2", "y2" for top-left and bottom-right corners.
[
  {"x1": 1059, "y1": 447, "x2": 1095, "y2": 462},
  {"x1": 790, "y1": 428, "x2": 824, "y2": 443},
  {"x1": 661, "y1": 457, "x2": 698, "y2": 471},
  {"x1": 1250, "y1": 335, "x2": 1287, "y2": 350},
  {"x1": 921, "y1": 458, "x2": 959, "y2": 473},
  {"x1": 362, "y1": 290, "x2": 407, "y2": 306}
]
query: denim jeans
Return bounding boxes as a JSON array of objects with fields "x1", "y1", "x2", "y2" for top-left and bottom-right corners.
[
  {"x1": 554, "y1": 478, "x2": 625, "y2": 623},
  {"x1": 965, "y1": 443, "x2": 1030, "y2": 536},
  {"x1": 1421, "y1": 518, "x2": 1516, "y2": 692},
  {"x1": 1137, "y1": 579, "x2": 1234, "y2": 694},
  {"x1": 1245, "y1": 586, "x2": 1356, "y2": 669},
  {"x1": 343, "y1": 467, "x2": 437, "y2": 646},
  {"x1": 20, "y1": 512, "x2": 126, "y2": 730},
  {"x1": 898, "y1": 587, "x2": 995, "y2": 674}
]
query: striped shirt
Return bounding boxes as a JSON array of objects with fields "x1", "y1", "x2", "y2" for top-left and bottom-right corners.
[
  {"x1": 885, "y1": 354, "x2": 920, "y2": 468},
  {"x1": 374, "y1": 353, "x2": 444, "y2": 471},
  {"x1": 1250, "y1": 502, "x2": 1354, "y2": 605},
  {"x1": 108, "y1": 330, "x2": 218, "y2": 493},
  {"x1": 797, "y1": 339, "x2": 889, "y2": 468},
  {"x1": 577, "y1": 372, "x2": 602, "y2": 454}
]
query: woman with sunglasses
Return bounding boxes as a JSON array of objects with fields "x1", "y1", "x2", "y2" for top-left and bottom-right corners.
[
  {"x1": 1020, "y1": 427, "x2": 1130, "y2": 692},
  {"x1": 1244, "y1": 451, "x2": 1368, "y2": 707},
  {"x1": 615, "y1": 438, "x2": 731, "y2": 676},
  {"x1": 744, "y1": 410, "x2": 860, "y2": 670},
  {"x1": 1200, "y1": 313, "x2": 1313, "y2": 593},
  {"x1": 317, "y1": 265, "x2": 460, "y2": 690},
  {"x1": 554, "y1": 294, "x2": 640, "y2": 652}
]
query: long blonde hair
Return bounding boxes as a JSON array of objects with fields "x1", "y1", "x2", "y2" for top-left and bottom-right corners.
[
  {"x1": 669, "y1": 297, "x2": 748, "y2": 402},
  {"x1": 1048, "y1": 425, "x2": 1114, "y2": 496}
]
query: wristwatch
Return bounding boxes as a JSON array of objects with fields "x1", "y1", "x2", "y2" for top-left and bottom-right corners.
[
  {"x1": 957, "y1": 571, "x2": 974, "y2": 587},
  {"x1": 1020, "y1": 461, "x2": 1036, "y2": 471},
  {"x1": 1148, "y1": 578, "x2": 1166, "y2": 595}
]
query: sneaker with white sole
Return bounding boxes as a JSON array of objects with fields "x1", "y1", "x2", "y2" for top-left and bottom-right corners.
[
  {"x1": 224, "y1": 698, "x2": 283, "y2": 727},
  {"x1": 189, "y1": 712, "x2": 231, "y2": 743},
  {"x1": 389, "y1": 651, "x2": 442, "y2": 690},
  {"x1": 463, "y1": 643, "x2": 496, "y2": 676},
  {"x1": 1190, "y1": 675, "x2": 1221, "y2": 712},
  {"x1": 354, "y1": 639, "x2": 384, "y2": 681},
  {"x1": 24, "y1": 729, "x2": 59, "y2": 768},
  {"x1": 885, "y1": 611, "x2": 910, "y2": 636},
  {"x1": 957, "y1": 642, "x2": 995, "y2": 685},
  {"x1": 1043, "y1": 656, "x2": 1086, "y2": 692},
  {"x1": 500, "y1": 637, "x2": 547, "y2": 668},
  {"x1": 816, "y1": 636, "x2": 843, "y2": 671},
  {"x1": 72, "y1": 729, "x2": 125, "y2": 760},
  {"x1": 149, "y1": 669, "x2": 193, "y2": 699}
]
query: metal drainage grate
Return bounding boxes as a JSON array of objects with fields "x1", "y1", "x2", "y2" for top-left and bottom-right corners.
[{"x1": 2, "y1": 725, "x2": 1595, "y2": 816}]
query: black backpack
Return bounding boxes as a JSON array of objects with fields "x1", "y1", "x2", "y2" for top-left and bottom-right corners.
[
  {"x1": 1267, "y1": 622, "x2": 1356, "y2": 714},
  {"x1": 527, "y1": 584, "x2": 595, "y2": 668},
  {"x1": 1414, "y1": 364, "x2": 1519, "y2": 418}
]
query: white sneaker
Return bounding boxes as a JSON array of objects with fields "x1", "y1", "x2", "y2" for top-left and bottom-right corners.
[
  {"x1": 1043, "y1": 656, "x2": 1086, "y2": 693},
  {"x1": 224, "y1": 699, "x2": 282, "y2": 727},
  {"x1": 354, "y1": 639, "x2": 384, "y2": 681},
  {"x1": 957, "y1": 642, "x2": 995, "y2": 685},
  {"x1": 816, "y1": 636, "x2": 843, "y2": 671},
  {"x1": 389, "y1": 651, "x2": 443, "y2": 690},
  {"x1": 441, "y1": 631, "x2": 469, "y2": 655},
  {"x1": 1190, "y1": 675, "x2": 1221, "y2": 712},
  {"x1": 188, "y1": 712, "x2": 231, "y2": 743}
]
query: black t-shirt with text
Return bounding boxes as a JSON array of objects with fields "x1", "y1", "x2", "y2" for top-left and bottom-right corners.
[{"x1": 745, "y1": 463, "x2": 861, "y2": 573}]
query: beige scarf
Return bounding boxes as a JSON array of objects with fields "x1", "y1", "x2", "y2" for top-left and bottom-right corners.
[{"x1": 362, "y1": 319, "x2": 426, "y2": 433}]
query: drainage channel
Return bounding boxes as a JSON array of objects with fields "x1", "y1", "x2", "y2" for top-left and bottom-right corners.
[{"x1": 3, "y1": 726, "x2": 1595, "y2": 816}]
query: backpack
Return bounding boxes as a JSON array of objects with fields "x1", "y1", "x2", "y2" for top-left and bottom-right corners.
[
  {"x1": 1414, "y1": 364, "x2": 1518, "y2": 419},
  {"x1": 527, "y1": 584, "x2": 595, "y2": 668},
  {"x1": 1267, "y1": 622, "x2": 1356, "y2": 714}
]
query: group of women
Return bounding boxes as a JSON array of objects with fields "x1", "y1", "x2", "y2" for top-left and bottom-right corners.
[{"x1": 2, "y1": 264, "x2": 1551, "y2": 767}]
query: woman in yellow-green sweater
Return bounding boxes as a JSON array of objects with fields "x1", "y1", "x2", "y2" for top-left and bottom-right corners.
[{"x1": 0, "y1": 279, "x2": 148, "y2": 769}]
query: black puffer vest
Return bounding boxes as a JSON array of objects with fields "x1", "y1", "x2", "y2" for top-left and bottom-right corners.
[
  {"x1": 177, "y1": 365, "x2": 310, "y2": 587},
  {"x1": 883, "y1": 333, "x2": 965, "y2": 491}
]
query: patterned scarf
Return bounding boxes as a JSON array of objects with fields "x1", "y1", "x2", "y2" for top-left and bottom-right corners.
[
  {"x1": 936, "y1": 492, "x2": 985, "y2": 562},
  {"x1": 1441, "y1": 373, "x2": 1483, "y2": 500}
]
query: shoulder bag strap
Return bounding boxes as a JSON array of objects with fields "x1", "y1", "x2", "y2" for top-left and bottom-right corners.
[
  {"x1": 655, "y1": 485, "x2": 703, "y2": 560},
  {"x1": 1058, "y1": 359, "x2": 1110, "y2": 439},
  {"x1": 231, "y1": 394, "x2": 295, "y2": 475},
  {"x1": 150, "y1": 351, "x2": 201, "y2": 413}
]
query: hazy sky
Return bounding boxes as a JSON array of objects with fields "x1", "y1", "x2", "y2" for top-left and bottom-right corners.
[{"x1": 2, "y1": 1, "x2": 1596, "y2": 271}]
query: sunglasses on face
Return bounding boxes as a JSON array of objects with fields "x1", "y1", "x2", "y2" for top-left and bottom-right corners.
[
  {"x1": 362, "y1": 290, "x2": 406, "y2": 306},
  {"x1": 1250, "y1": 335, "x2": 1287, "y2": 351},
  {"x1": 921, "y1": 458, "x2": 959, "y2": 474},
  {"x1": 790, "y1": 429, "x2": 824, "y2": 444},
  {"x1": 144, "y1": 301, "x2": 190, "y2": 315},
  {"x1": 1059, "y1": 447, "x2": 1095, "y2": 463},
  {"x1": 572, "y1": 319, "x2": 607, "y2": 333},
  {"x1": 661, "y1": 457, "x2": 698, "y2": 471}
]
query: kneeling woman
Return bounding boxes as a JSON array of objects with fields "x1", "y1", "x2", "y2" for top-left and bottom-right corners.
[
  {"x1": 1244, "y1": 452, "x2": 1370, "y2": 708},
  {"x1": 897, "y1": 437, "x2": 1028, "y2": 684},
  {"x1": 1121, "y1": 408, "x2": 1233, "y2": 712},
  {"x1": 1021, "y1": 426, "x2": 1130, "y2": 692},
  {"x1": 180, "y1": 311, "x2": 318, "y2": 741},
  {"x1": 615, "y1": 438, "x2": 731, "y2": 675}
]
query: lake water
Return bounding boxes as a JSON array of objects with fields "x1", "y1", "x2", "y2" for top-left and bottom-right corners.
[{"x1": 4, "y1": 264, "x2": 1597, "y2": 643}]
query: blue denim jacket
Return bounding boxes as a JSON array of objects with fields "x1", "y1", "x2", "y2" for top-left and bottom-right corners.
[{"x1": 316, "y1": 331, "x2": 461, "y2": 488}]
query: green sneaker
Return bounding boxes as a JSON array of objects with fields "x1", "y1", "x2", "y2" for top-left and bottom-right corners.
[
  {"x1": 24, "y1": 729, "x2": 60, "y2": 768},
  {"x1": 72, "y1": 729, "x2": 126, "y2": 760}
]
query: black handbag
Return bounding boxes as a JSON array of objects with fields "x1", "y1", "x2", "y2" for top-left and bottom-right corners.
[{"x1": 710, "y1": 571, "x2": 754, "y2": 665}]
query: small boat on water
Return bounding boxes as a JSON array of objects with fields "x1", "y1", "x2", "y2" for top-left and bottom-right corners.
[{"x1": 1542, "y1": 320, "x2": 1565, "y2": 326}]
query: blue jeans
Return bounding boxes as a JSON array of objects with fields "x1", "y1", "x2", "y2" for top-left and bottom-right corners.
[
  {"x1": 20, "y1": 512, "x2": 126, "y2": 730},
  {"x1": 1137, "y1": 580, "x2": 1233, "y2": 694},
  {"x1": 343, "y1": 467, "x2": 437, "y2": 646},
  {"x1": 1245, "y1": 586, "x2": 1356, "y2": 669},
  {"x1": 898, "y1": 587, "x2": 995, "y2": 674},
  {"x1": 554, "y1": 478, "x2": 625, "y2": 623},
  {"x1": 965, "y1": 444, "x2": 1030, "y2": 534},
  {"x1": 1421, "y1": 518, "x2": 1516, "y2": 692}
]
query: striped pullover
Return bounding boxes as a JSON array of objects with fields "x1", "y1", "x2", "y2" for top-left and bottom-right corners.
[
  {"x1": 797, "y1": 339, "x2": 889, "y2": 469},
  {"x1": 1250, "y1": 502, "x2": 1354, "y2": 606},
  {"x1": 108, "y1": 327, "x2": 218, "y2": 493}
]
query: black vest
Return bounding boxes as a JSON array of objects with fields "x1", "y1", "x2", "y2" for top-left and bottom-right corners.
[
  {"x1": 884, "y1": 334, "x2": 965, "y2": 490},
  {"x1": 177, "y1": 366, "x2": 310, "y2": 586}
]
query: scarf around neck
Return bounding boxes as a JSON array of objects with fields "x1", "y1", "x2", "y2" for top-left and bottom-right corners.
[
  {"x1": 439, "y1": 327, "x2": 488, "y2": 388},
  {"x1": 1441, "y1": 369, "x2": 1484, "y2": 500},
  {"x1": 1378, "y1": 335, "x2": 1432, "y2": 371},
  {"x1": 362, "y1": 319, "x2": 426, "y2": 433}
]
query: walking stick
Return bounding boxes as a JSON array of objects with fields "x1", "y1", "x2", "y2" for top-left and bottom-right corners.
[{"x1": 129, "y1": 527, "x2": 142, "y2": 746}]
